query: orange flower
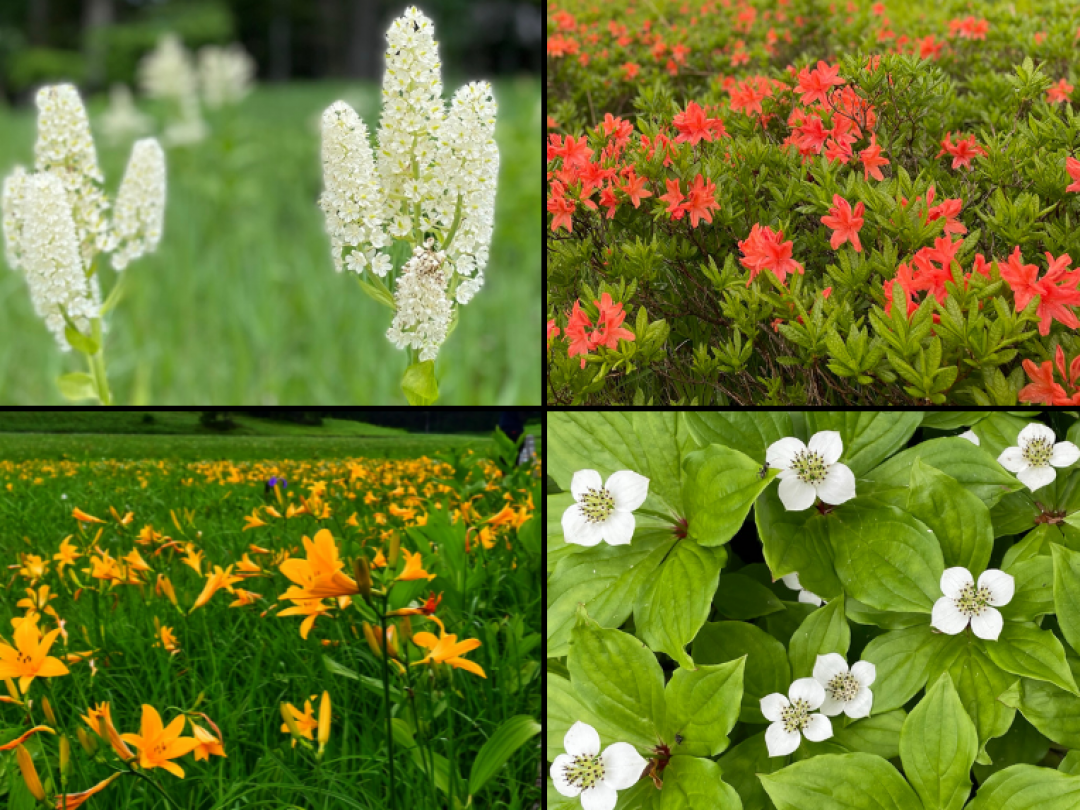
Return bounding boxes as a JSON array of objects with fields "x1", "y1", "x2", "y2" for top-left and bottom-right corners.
[
  {"x1": 0, "y1": 616, "x2": 70, "y2": 692},
  {"x1": 242, "y1": 509, "x2": 267, "y2": 531},
  {"x1": 53, "y1": 537, "x2": 81, "y2": 569},
  {"x1": 396, "y1": 549, "x2": 436, "y2": 582},
  {"x1": 109, "y1": 506, "x2": 134, "y2": 525},
  {"x1": 411, "y1": 620, "x2": 485, "y2": 679},
  {"x1": 81, "y1": 702, "x2": 135, "y2": 761},
  {"x1": 190, "y1": 565, "x2": 243, "y2": 612},
  {"x1": 0, "y1": 725, "x2": 54, "y2": 751},
  {"x1": 280, "y1": 699, "x2": 319, "y2": 746},
  {"x1": 278, "y1": 530, "x2": 360, "y2": 599},
  {"x1": 189, "y1": 722, "x2": 226, "y2": 760},
  {"x1": 181, "y1": 544, "x2": 204, "y2": 574},
  {"x1": 121, "y1": 704, "x2": 199, "y2": 779},
  {"x1": 55, "y1": 772, "x2": 122, "y2": 809},
  {"x1": 820, "y1": 195, "x2": 865, "y2": 252},
  {"x1": 72, "y1": 508, "x2": 104, "y2": 524},
  {"x1": 277, "y1": 599, "x2": 333, "y2": 639}
]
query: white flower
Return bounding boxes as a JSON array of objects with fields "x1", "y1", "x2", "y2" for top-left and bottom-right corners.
[
  {"x1": 997, "y1": 423, "x2": 1080, "y2": 492},
  {"x1": 765, "y1": 431, "x2": 857, "y2": 511},
  {"x1": 385, "y1": 240, "x2": 453, "y2": 362},
  {"x1": 561, "y1": 469, "x2": 649, "y2": 547},
  {"x1": 550, "y1": 722, "x2": 646, "y2": 810},
  {"x1": 99, "y1": 84, "x2": 152, "y2": 144},
  {"x1": 959, "y1": 430, "x2": 980, "y2": 445},
  {"x1": 781, "y1": 572, "x2": 823, "y2": 606},
  {"x1": 111, "y1": 138, "x2": 166, "y2": 271},
  {"x1": 371, "y1": 252, "x2": 393, "y2": 277},
  {"x1": 812, "y1": 653, "x2": 875, "y2": 718},
  {"x1": 931, "y1": 567, "x2": 1015, "y2": 641},
  {"x1": 760, "y1": 678, "x2": 833, "y2": 757},
  {"x1": 198, "y1": 44, "x2": 255, "y2": 109}
]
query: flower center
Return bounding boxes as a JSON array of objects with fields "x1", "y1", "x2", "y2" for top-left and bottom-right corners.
[
  {"x1": 1023, "y1": 437, "x2": 1053, "y2": 467},
  {"x1": 827, "y1": 673, "x2": 860, "y2": 703},
  {"x1": 781, "y1": 698, "x2": 812, "y2": 733},
  {"x1": 954, "y1": 583, "x2": 991, "y2": 617},
  {"x1": 562, "y1": 753, "x2": 606, "y2": 791},
  {"x1": 792, "y1": 450, "x2": 828, "y2": 485},
  {"x1": 579, "y1": 488, "x2": 615, "y2": 523}
]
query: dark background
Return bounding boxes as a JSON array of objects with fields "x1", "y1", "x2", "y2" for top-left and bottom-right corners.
[{"x1": 0, "y1": 0, "x2": 542, "y2": 100}]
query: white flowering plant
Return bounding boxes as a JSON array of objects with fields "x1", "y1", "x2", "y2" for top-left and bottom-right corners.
[
  {"x1": 548, "y1": 411, "x2": 1080, "y2": 810},
  {"x1": 2, "y1": 84, "x2": 166, "y2": 405},
  {"x1": 319, "y1": 6, "x2": 498, "y2": 404}
]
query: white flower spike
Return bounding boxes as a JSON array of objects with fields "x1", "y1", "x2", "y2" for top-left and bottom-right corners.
[
  {"x1": 561, "y1": 469, "x2": 649, "y2": 547},
  {"x1": 931, "y1": 567, "x2": 1015, "y2": 641},
  {"x1": 997, "y1": 423, "x2": 1079, "y2": 492},
  {"x1": 550, "y1": 721, "x2": 646, "y2": 810},
  {"x1": 761, "y1": 677, "x2": 833, "y2": 757},
  {"x1": 781, "y1": 572, "x2": 824, "y2": 606},
  {"x1": 812, "y1": 653, "x2": 875, "y2": 718},
  {"x1": 765, "y1": 431, "x2": 856, "y2": 511}
]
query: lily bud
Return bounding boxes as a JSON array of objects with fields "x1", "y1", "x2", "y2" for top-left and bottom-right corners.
[
  {"x1": 16, "y1": 744, "x2": 45, "y2": 801},
  {"x1": 353, "y1": 556, "x2": 373, "y2": 603},
  {"x1": 41, "y1": 695, "x2": 57, "y2": 725},
  {"x1": 77, "y1": 727, "x2": 97, "y2": 756},
  {"x1": 317, "y1": 691, "x2": 331, "y2": 757},
  {"x1": 387, "y1": 533, "x2": 401, "y2": 566},
  {"x1": 280, "y1": 702, "x2": 302, "y2": 741},
  {"x1": 60, "y1": 735, "x2": 71, "y2": 776}
]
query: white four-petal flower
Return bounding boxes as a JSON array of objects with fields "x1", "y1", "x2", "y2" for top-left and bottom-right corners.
[
  {"x1": 997, "y1": 423, "x2": 1080, "y2": 492},
  {"x1": 765, "y1": 431, "x2": 856, "y2": 511},
  {"x1": 930, "y1": 566, "x2": 1015, "y2": 641},
  {"x1": 560, "y1": 469, "x2": 650, "y2": 547},
  {"x1": 550, "y1": 721, "x2": 647, "y2": 810},
  {"x1": 812, "y1": 653, "x2": 875, "y2": 718},
  {"x1": 760, "y1": 677, "x2": 833, "y2": 757},
  {"x1": 781, "y1": 572, "x2": 824, "y2": 606}
]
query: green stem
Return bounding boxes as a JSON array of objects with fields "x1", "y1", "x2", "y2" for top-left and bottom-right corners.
[
  {"x1": 87, "y1": 349, "x2": 113, "y2": 406},
  {"x1": 403, "y1": 655, "x2": 436, "y2": 806},
  {"x1": 441, "y1": 194, "x2": 464, "y2": 253},
  {"x1": 379, "y1": 601, "x2": 398, "y2": 810},
  {"x1": 129, "y1": 768, "x2": 184, "y2": 810}
]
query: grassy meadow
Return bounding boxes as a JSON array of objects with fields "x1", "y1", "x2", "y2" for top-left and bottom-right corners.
[
  {"x1": 0, "y1": 78, "x2": 541, "y2": 405},
  {"x1": 0, "y1": 430, "x2": 542, "y2": 809}
]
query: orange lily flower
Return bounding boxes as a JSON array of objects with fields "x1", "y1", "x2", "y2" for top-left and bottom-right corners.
[
  {"x1": 181, "y1": 544, "x2": 204, "y2": 574},
  {"x1": 372, "y1": 548, "x2": 387, "y2": 568},
  {"x1": 81, "y1": 702, "x2": 135, "y2": 761},
  {"x1": 243, "y1": 510, "x2": 267, "y2": 531},
  {"x1": 280, "y1": 698, "x2": 319, "y2": 746},
  {"x1": 53, "y1": 537, "x2": 81, "y2": 570},
  {"x1": 228, "y1": 589, "x2": 263, "y2": 608},
  {"x1": 396, "y1": 549, "x2": 436, "y2": 582},
  {"x1": 411, "y1": 620, "x2": 485, "y2": 679},
  {"x1": 18, "y1": 554, "x2": 49, "y2": 582},
  {"x1": 109, "y1": 506, "x2": 134, "y2": 525},
  {"x1": 277, "y1": 599, "x2": 333, "y2": 639},
  {"x1": 189, "y1": 722, "x2": 226, "y2": 760},
  {"x1": 123, "y1": 548, "x2": 152, "y2": 573},
  {"x1": 72, "y1": 508, "x2": 104, "y2": 524},
  {"x1": 0, "y1": 725, "x2": 54, "y2": 751},
  {"x1": 0, "y1": 616, "x2": 70, "y2": 692},
  {"x1": 56, "y1": 772, "x2": 122, "y2": 809},
  {"x1": 190, "y1": 565, "x2": 243, "y2": 612},
  {"x1": 121, "y1": 704, "x2": 199, "y2": 779}
]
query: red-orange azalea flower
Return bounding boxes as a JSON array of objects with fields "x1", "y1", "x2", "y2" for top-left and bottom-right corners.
[{"x1": 821, "y1": 195, "x2": 865, "y2": 252}]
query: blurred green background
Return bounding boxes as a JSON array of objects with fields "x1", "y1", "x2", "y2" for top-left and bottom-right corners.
[{"x1": 0, "y1": 0, "x2": 540, "y2": 404}]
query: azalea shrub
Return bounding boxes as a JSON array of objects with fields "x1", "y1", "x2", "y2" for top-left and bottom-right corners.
[
  {"x1": 546, "y1": 0, "x2": 1080, "y2": 405},
  {"x1": 548, "y1": 410, "x2": 1080, "y2": 810}
]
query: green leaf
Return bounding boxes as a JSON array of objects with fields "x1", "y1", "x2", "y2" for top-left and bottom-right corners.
[
  {"x1": 717, "y1": 731, "x2": 783, "y2": 810},
  {"x1": 1005, "y1": 663, "x2": 1080, "y2": 749},
  {"x1": 662, "y1": 658, "x2": 745, "y2": 757},
  {"x1": 1000, "y1": 556, "x2": 1054, "y2": 622},
  {"x1": 568, "y1": 607, "x2": 665, "y2": 748},
  {"x1": 357, "y1": 273, "x2": 397, "y2": 310},
  {"x1": 1051, "y1": 543, "x2": 1080, "y2": 657},
  {"x1": 693, "y1": 621, "x2": 790, "y2": 724},
  {"x1": 659, "y1": 756, "x2": 742, "y2": 810},
  {"x1": 921, "y1": 412, "x2": 989, "y2": 430},
  {"x1": 391, "y1": 718, "x2": 454, "y2": 795},
  {"x1": 1060, "y1": 751, "x2": 1080, "y2": 775},
  {"x1": 713, "y1": 573, "x2": 785, "y2": 620},
  {"x1": 760, "y1": 753, "x2": 922, "y2": 810},
  {"x1": 755, "y1": 483, "x2": 842, "y2": 599},
  {"x1": 828, "y1": 499, "x2": 944, "y2": 613},
  {"x1": 991, "y1": 491, "x2": 1038, "y2": 538},
  {"x1": 322, "y1": 654, "x2": 403, "y2": 701},
  {"x1": 468, "y1": 715, "x2": 541, "y2": 797},
  {"x1": 972, "y1": 412, "x2": 1036, "y2": 462},
  {"x1": 861, "y1": 624, "x2": 945, "y2": 713},
  {"x1": 804, "y1": 411, "x2": 923, "y2": 477},
  {"x1": 401, "y1": 360, "x2": 439, "y2": 405},
  {"x1": 788, "y1": 593, "x2": 849, "y2": 679},
  {"x1": 900, "y1": 673, "x2": 978, "y2": 810},
  {"x1": 983, "y1": 623, "x2": 1079, "y2": 696},
  {"x1": 634, "y1": 540, "x2": 726, "y2": 669},
  {"x1": 863, "y1": 437, "x2": 1021, "y2": 506},
  {"x1": 64, "y1": 323, "x2": 99, "y2": 355},
  {"x1": 967, "y1": 764, "x2": 1080, "y2": 810},
  {"x1": 546, "y1": 530, "x2": 676, "y2": 657},
  {"x1": 683, "y1": 411, "x2": 794, "y2": 461},
  {"x1": 906, "y1": 458, "x2": 993, "y2": 573},
  {"x1": 682, "y1": 443, "x2": 776, "y2": 546},
  {"x1": 844, "y1": 597, "x2": 927, "y2": 630},
  {"x1": 833, "y1": 710, "x2": 906, "y2": 760},
  {"x1": 547, "y1": 674, "x2": 621, "y2": 761},
  {"x1": 549, "y1": 412, "x2": 691, "y2": 514},
  {"x1": 973, "y1": 715, "x2": 1051, "y2": 784},
  {"x1": 57, "y1": 372, "x2": 97, "y2": 402}
]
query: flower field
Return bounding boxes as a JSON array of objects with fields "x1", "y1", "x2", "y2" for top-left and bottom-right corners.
[
  {"x1": 546, "y1": 0, "x2": 1080, "y2": 405},
  {"x1": 0, "y1": 432, "x2": 541, "y2": 808}
]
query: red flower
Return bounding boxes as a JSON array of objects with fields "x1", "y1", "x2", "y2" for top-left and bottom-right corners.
[
  {"x1": 619, "y1": 169, "x2": 653, "y2": 208},
  {"x1": 884, "y1": 263, "x2": 919, "y2": 317},
  {"x1": 792, "y1": 115, "x2": 828, "y2": 154},
  {"x1": 565, "y1": 302, "x2": 594, "y2": 368},
  {"x1": 683, "y1": 174, "x2": 720, "y2": 228},
  {"x1": 860, "y1": 134, "x2": 890, "y2": 181},
  {"x1": 673, "y1": 101, "x2": 728, "y2": 145},
  {"x1": 659, "y1": 178, "x2": 686, "y2": 218},
  {"x1": 1047, "y1": 79, "x2": 1074, "y2": 104},
  {"x1": 739, "y1": 224, "x2": 804, "y2": 286},
  {"x1": 592, "y1": 293, "x2": 635, "y2": 350},
  {"x1": 824, "y1": 136, "x2": 854, "y2": 165},
  {"x1": 1019, "y1": 359, "x2": 1069, "y2": 405},
  {"x1": 552, "y1": 135, "x2": 593, "y2": 170},
  {"x1": 547, "y1": 182, "x2": 575, "y2": 232},
  {"x1": 820, "y1": 195, "x2": 865, "y2": 252},
  {"x1": 546, "y1": 319, "x2": 560, "y2": 350},
  {"x1": 795, "y1": 60, "x2": 845, "y2": 107},
  {"x1": 729, "y1": 76, "x2": 774, "y2": 116},
  {"x1": 1067, "y1": 157, "x2": 1080, "y2": 193},
  {"x1": 999, "y1": 248, "x2": 1080, "y2": 336},
  {"x1": 937, "y1": 132, "x2": 988, "y2": 171}
]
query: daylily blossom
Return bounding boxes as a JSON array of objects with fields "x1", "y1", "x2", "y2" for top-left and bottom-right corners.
[
  {"x1": 781, "y1": 572, "x2": 823, "y2": 606},
  {"x1": 997, "y1": 423, "x2": 1080, "y2": 491},
  {"x1": 820, "y1": 195, "x2": 865, "y2": 252},
  {"x1": 412, "y1": 615, "x2": 486, "y2": 678},
  {"x1": 765, "y1": 431, "x2": 856, "y2": 511},
  {"x1": 56, "y1": 772, "x2": 123, "y2": 810},
  {"x1": 931, "y1": 567, "x2": 1014, "y2": 640},
  {"x1": 190, "y1": 721, "x2": 226, "y2": 760},
  {"x1": 560, "y1": 468, "x2": 649, "y2": 546},
  {"x1": 120, "y1": 704, "x2": 200, "y2": 778},
  {"x1": 0, "y1": 616, "x2": 70, "y2": 692},
  {"x1": 550, "y1": 721, "x2": 647, "y2": 810},
  {"x1": 812, "y1": 654, "x2": 875, "y2": 718},
  {"x1": 72, "y1": 507, "x2": 104, "y2": 524},
  {"x1": 760, "y1": 678, "x2": 833, "y2": 757},
  {"x1": 280, "y1": 698, "x2": 319, "y2": 746}
]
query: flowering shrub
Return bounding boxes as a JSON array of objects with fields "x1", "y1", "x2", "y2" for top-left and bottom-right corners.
[
  {"x1": 549, "y1": 411, "x2": 1080, "y2": 809},
  {"x1": 546, "y1": 0, "x2": 1080, "y2": 404}
]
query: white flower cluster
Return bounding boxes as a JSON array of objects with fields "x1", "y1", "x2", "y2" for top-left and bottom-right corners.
[
  {"x1": 198, "y1": 44, "x2": 256, "y2": 109},
  {"x1": 139, "y1": 34, "x2": 207, "y2": 146},
  {"x1": 2, "y1": 85, "x2": 167, "y2": 351},
  {"x1": 100, "y1": 84, "x2": 153, "y2": 144},
  {"x1": 319, "y1": 6, "x2": 499, "y2": 361},
  {"x1": 386, "y1": 239, "x2": 453, "y2": 361}
]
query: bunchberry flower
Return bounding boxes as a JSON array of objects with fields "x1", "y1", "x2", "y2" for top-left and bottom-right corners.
[
  {"x1": 997, "y1": 423, "x2": 1080, "y2": 491},
  {"x1": 812, "y1": 653, "x2": 875, "y2": 718},
  {"x1": 765, "y1": 431, "x2": 856, "y2": 511},
  {"x1": 550, "y1": 721, "x2": 646, "y2": 810},
  {"x1": 761, "y1": 678, "x2": 833, "y2": 757},
  {"x1": 561, "y1": 468, "x2": 649, "y2": 547},
  {"x1": 931, "y1": 567, "x2": 1014, "y2": 640},
  {"x1": 781, "y1": 572, "x2": 824, "y2": 606}
]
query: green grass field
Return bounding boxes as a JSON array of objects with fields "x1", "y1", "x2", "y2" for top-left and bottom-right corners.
[
  {"x1": 0, "y1": 79, "x2": 540, "y2": 404},
  {"x1": 0, "y1": 434, "x2": 541, "y2": 809}
]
